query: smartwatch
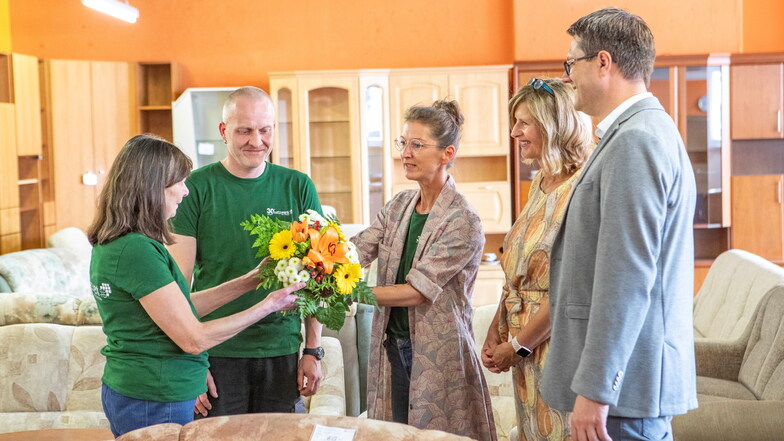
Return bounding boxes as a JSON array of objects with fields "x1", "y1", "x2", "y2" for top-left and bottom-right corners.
[
  {"x1": 303, "y1": 346, "x2": 325, "y2": 360},
  {"x1": 510, "y1": 338, "x2": 532, "y2": 358}
]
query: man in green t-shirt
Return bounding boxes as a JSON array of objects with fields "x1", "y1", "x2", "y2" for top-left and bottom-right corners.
[{"x1": 169, "y1": 87, "x2": 324, "y2": 417}]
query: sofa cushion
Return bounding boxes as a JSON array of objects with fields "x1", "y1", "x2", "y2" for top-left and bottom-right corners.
[
  {"x1": 0, "y1": 292, "x2": 101, "y2": 326},
  {"x1": 693, "y1": 249, "x2": 784, "y2": 342},
  {"x1": 738, "y1": 286, "x2": 784, "y2": 400},
  {"x1": 695, "y1": 376, "x2": 756, "y2": 400},
  {"x1": 47, "y1": 227, "x2": 93, "y2": 264},
  {"x1": 0, "y1": 248, "x2": 90, "y2": 297},
  {"x1": 0, "y1": 410, "x2": 109, "y2": 434}
]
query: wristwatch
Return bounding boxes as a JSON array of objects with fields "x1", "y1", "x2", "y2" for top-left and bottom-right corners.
[
  {"x1": 303, "y1": 346, "x2": 325, "y2": 360},
  {"x1": 510, "y1": 338, "x2": 532, "y2": 358}
]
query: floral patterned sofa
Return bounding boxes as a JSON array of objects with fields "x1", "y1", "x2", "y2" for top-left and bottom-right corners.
[{"x1": 0, "y1": 245, "x2": 347, "y2": 433}]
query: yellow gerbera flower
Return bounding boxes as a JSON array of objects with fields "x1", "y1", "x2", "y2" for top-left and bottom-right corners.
[
  {"x1": 334, "y1": 263, "x2": 363, "y2": 295},
  {"x1": 269, "y1": 230, "x2": 296, "y2": 260}
]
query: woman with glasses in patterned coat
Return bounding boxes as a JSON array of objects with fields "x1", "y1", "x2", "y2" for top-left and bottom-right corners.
[
  {"x1": 481, "y1": 79, "x2": 593, "y2": 441},
  {"x1": 351, "y1": 100, "x2": 496, "y2": 441}
]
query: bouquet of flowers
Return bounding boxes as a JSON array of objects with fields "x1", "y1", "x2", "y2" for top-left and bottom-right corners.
[{"x1": 240, "y1": 209, "x2": 376, "y2": 331}]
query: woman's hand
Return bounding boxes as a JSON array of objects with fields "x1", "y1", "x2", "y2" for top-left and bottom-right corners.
[
  {"x1": 490, "y1": 341, "x2": 521, "y2": 371},
  {"x1": 263, "y1": 282, "x2": 304, "y2": 312},
  {"x1": 482, "y1": 326, "x2": 504, "y2": 373}
]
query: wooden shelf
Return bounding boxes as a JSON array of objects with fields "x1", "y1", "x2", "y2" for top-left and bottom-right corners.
[
  {"x1": 139, "y1": 105, "x2": 172, "y2": 111},
  {"x1": 0, "y1": 53, "x2": 11, "y2": 103}
]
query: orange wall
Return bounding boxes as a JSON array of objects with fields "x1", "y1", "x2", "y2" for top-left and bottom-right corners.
[
  {"x1": 743, "y1": 0, "x2": 784, "y2": 52},
  {"x1": 8, "y1": 0, "x2": 514, "y2": 91},
  {"x1": 514, "y1": 0, "x2": 745, "y2": 60},
  {"x1": 0, "y1": 0, "x2": 10, "y2": 52}
]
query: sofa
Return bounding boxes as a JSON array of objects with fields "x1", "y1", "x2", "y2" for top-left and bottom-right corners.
[
  {"x1": 117, "y1": 413, "x2": 474, "y2": 441},
  {"x1": 472, "y1": 304, "x2": 518, "y2": 441},
  {"x1": 0, "y1": 245, "x2": 347, "y2": 433},
  {"x1": 693, "y1": 249, "x2": 784, "y2": 343},
  {"x1": 672, "y1": 285, "x2": 784, "y2": 441}
]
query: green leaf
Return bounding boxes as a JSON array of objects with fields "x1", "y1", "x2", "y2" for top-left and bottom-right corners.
[{"x1": 315, "y1": 301, "x2": 348, "y2": 331}]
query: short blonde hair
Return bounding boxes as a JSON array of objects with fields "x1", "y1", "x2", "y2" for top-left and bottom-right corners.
[{"x1": 509, "y1": 79, "x2": 594, "y2": 176}]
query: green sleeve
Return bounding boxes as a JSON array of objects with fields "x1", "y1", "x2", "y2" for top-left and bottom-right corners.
[
  {"x1": 170, "y1": 178, "x2": 199, "y2": 238},
  {"x1": 114, "y1": 239, "x2": 178, "y2": 301}
]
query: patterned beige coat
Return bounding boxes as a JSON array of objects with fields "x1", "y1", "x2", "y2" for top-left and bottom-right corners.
[{"x1": 352, "y1": 177, "x2": 497, "y2": 441}]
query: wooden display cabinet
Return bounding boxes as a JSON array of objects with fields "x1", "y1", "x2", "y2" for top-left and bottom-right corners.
[
  {"x1": 132, "y1": 62, "x2": 180, "y2": 142},
  {"x1": 730, "y1": 54, "x2": 784, "y2": 140},
  {"x1": 515, "y1": 55, "x2": 731, "y2": 261},
  {"x1": 731, "y1": 174, "x2": 784, "y2": 261}
]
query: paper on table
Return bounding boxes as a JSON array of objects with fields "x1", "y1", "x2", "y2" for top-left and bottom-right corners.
[{"x1": 309, "y1": 424, "x2": 357, "y2": 441}]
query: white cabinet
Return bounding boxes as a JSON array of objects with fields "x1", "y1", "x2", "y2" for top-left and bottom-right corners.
[
  {"x1": 270, "y1": 65, "x2": 512, "y2": 236},
  {"x1": 172, "y1": 87, "x2": 234, "y2": 169},
  {"x1": 270, "y1": 70, "x2": 393, "y2": 224},
  {"x1": 474, "y1": 263, "x2": 505, "y2": 307}
]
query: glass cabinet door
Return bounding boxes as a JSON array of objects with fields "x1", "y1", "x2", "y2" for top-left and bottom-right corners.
[
  {"x1": 359, "y1": 75, "x2": 390, "y2": 225},
  {"x1": 684, "y1": 65, "x2": 726, "y2": 227},
  {"x1": 302, "y1": 81, "x2": 360, "y2": 223},
  {"x1": 276, "y1": 88, "x2": 294, "y2": 169}
]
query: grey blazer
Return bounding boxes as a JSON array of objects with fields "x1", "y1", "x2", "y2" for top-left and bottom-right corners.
[{"x1": 541, "y1": 97, "x2": 699, "y2": 418}]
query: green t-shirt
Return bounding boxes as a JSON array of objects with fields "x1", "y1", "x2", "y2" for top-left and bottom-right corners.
[
  {"x1": 170, "y1": 161, "x2": 322, "y2": 357},
  {"x1": 386, "y1": 211, "x2": 429, "y2": 339},
  {"x1": 90, "y1": 232, "x2": 208, "y2": 402}
]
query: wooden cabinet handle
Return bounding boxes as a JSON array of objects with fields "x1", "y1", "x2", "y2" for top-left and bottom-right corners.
[{"x1": 778, "y1": 179, "x2": 782, "y2": 205}]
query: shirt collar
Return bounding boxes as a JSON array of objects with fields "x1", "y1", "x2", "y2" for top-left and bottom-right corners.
[{"x1": 595, "y1": 92, "x2": 653, "y2": 139}]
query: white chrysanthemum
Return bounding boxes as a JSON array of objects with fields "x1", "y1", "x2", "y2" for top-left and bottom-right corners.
[
  {"x1": 284, "y1": 267, "x2": 297, "y2": 277},
  {"x1": 306, "y1": 209, "x2": 326, "y2": 225},
  {"x1": 288, "y1": 257, "x2": 302, "y2": 270},
  {"x1": 277, "y1": 273, "x2": 287, "y2": 283},
  {"x1": 298, "y1": 270, "x2": 311, "y2": 282},
  {"x1": 288, "y1": 274, "x2": 302, "y2": 284},
  {"x1": 276, "y1": 260, "x2": 288, "y2": 272},
  {"x1": 298, "y1": 213, "x2": 311, "y2": 224}
]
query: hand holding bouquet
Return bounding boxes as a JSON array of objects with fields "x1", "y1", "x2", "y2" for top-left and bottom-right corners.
[{"x1": 241, "y1": 210, "x2": 376, "y2": 331}]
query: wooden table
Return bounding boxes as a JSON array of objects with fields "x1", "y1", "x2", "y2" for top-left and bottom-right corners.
[{"x1": 0, "y1": 428, "x2": 114, "y2": 441}]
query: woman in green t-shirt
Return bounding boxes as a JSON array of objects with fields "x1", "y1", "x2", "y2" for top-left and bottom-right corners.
[{"x1": 88, "y1": 134, "x2": 303, "y2": 438}]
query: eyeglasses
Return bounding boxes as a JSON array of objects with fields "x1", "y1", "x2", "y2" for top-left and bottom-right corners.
[
  {"x1": 394, "y1": 138, "x2": 438, "y2": 154},
  {"x1": 528, "y1": 78, "x2": 555, "y2": 97},
  {"x1": 564, "y1": 54, "x2": 598, "y2": 76}
]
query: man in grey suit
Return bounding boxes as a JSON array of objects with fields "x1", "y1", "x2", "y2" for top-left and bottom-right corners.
[{"x1": 541, "y1": 8, "x2": 698, "y2": 441}]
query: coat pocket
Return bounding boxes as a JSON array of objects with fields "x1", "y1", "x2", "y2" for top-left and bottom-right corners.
[{"x1": 565, "y1": 303, "x2": 591, "y2": 319}]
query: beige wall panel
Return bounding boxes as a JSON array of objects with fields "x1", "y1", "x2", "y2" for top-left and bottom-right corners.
[
  {"x1": 91, "y1": 61, "x2": 131, "y2": 193},
  {"x1": 0, "y1": 207, "x2": 20, "y2": 234},
  {"x1": 12, "y1": 53, "x2": 42, "y2": 156},
  {"x1": 0, "y1": 103, "x2": 19, "y2": 210},
  {"x1": 0, "y1": 233, "x2": 21, "y2": 254},
  {"x1": 47, "y1": 60, "x2": 96, "y2": 232}
]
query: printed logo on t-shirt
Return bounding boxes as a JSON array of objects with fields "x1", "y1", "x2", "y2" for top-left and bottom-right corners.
[
  {"x1": 267, "y1": 208, "x2": 293, "y2": 217},
  {"x1": 91, "y1": 283, "x2": 112, "y2": 299}
]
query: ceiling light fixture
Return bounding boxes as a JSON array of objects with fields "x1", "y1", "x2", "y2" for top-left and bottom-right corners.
[{"x1": 81, "y1": 0, "x2": 139, "y2": 24}]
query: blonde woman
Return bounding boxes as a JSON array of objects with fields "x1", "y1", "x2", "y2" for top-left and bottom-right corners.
[{"x1": 482, "y1": 79, "x2": 593, "y2": 441}]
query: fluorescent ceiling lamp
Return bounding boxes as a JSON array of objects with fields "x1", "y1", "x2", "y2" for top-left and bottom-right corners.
[{"x1": 82, "y1": 0, "x2": 139, "y2": 24}]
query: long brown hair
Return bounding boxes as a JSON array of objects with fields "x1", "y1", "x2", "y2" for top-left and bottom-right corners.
[{"x1": 88, "y1": 134, "x2": 192, "y2": 246}]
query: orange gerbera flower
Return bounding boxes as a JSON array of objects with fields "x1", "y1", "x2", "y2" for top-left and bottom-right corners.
[
  {"x1": 307, "y1": 227, "x2": 349, "y2": 274},
  {"x1": 290, "y1": 220, "x2": 310, "y2": 243}
]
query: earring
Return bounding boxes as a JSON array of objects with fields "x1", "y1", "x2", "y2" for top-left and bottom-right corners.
[{"x1": 223, "y1": 139, "x2": 227, "y2": 144}]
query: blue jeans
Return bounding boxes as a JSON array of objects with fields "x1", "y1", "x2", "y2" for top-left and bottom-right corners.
[
  {"x1": 606, "y1": 415, "x2": 673, "y2": 441},
  {"x1": 102, "y1": 383, "x2": 196, "y2": 437},
  {"x1": 384, "y1": 336, "x2": 412, "y2": 424}
]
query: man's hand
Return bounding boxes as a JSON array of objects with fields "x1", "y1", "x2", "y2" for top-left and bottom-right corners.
[
  {"x1": 571, "y1": 395, "x2": 612, "y2": 441},
  {"x1": 489, "y1": 341, "x2": 520, "y2": 371},
  {"x1": 297, "y1": 354, "x2": 322, "y2": 397},
  {"x1": 194, "y1": 370, "x2": 218, "y2": 416}
]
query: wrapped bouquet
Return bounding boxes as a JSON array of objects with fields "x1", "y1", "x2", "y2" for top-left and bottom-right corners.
[{"x1": 240, "y1": 210, "x2": 376, "y2": 331}]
